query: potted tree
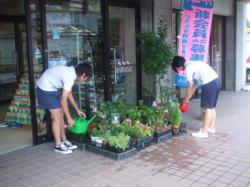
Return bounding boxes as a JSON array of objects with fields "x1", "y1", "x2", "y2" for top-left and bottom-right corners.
[
  {"x1": 169, "y1": 101, "x2": 182, "y2": 136},
  {"x1": 137, "y1": 17, "x2": 175, "y2": 105}
]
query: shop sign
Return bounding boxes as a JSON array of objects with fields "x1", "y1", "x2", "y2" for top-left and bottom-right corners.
[{"x1": 176, "y1": 0, "x2": 214, "y2": 87}]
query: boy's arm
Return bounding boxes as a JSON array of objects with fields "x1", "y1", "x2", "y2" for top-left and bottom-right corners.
[
  {"x1": 191, "y1": 79, "x2": 198, "y2": 96},
  {"x1": 68, "y1": 92, "x2": 86, "y2": 118},
  {"x1": 183, "y1": 80, "x2": 197, "y2": 103}
]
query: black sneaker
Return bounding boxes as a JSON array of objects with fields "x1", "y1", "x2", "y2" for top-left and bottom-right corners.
[
  {"x1": 63, "y1": 140, "x2": 78, "y2": 150},
  {"x1": 54, "y1": 143, "x2": 72, "y2": 154}
]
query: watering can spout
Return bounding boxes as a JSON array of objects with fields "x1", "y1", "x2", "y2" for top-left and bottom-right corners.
[{"x1": 87, "y1": 114, "x2": 97, "y2": 125}]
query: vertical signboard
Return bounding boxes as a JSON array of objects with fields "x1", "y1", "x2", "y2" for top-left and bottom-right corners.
[{"x1": 176, "y1": 0, "x2": 214, "y2": 87}]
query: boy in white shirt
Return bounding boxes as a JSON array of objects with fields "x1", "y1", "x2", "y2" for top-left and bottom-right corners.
[
  {"x1": 171, "y1": 56, "x2": 220, "y2": 138},
  {"x1": 36, "y1": 63, "x2": 92, "y2": 153}
]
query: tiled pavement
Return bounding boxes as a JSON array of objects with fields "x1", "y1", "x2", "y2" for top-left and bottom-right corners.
[{"x1": 0, "y1": 91, "x2": 250, "y2": 187}]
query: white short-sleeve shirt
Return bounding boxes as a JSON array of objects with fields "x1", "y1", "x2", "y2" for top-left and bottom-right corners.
[
  {"x1": 36, "y1": 66, "x2": 77, "y2": 92},
  {"x1": 185, "y1": 61, "x2": 218, "y2": 85}
]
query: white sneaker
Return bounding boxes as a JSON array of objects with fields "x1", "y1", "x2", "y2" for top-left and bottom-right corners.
[
  {"x1": 207, "y1": 128, "x2": 216, "y2": 134},
  {"x1": 63, "y1": 140, "x2": 78, "y2": 150},
  {"x1": 54, "y1": 143, "x2": 72, "y2": 154},
  {"x1": 192, "y1": 130, "x2": 208, "y2": 138}
]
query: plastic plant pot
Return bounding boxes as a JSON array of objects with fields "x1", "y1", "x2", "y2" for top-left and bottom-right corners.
[
  {"x1": 70, "y1": 114, "x2": 96, "y2": 134},
  {"x1": 179, "y1": 103, "x2": 189, "y2": 112}
]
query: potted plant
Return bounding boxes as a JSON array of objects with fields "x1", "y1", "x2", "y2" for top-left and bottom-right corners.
[
  {"x1": 90, "y1": 127, "x2": 111, "y2": 147},
  {"x1": 107, "y1": 132, "x2": 130, "y2": 153},
  {"x1": 169, "y1": 101, "x2": 182, "y2": 136},
  {"x1": 137, "y1": 17, "x2": 175, "y2": 105}
]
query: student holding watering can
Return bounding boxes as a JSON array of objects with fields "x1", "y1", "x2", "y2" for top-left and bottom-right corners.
[
  {"x1": 36, "y1": 63, "x2": 92, "y2": 154},
  {"x1": 171, "y1": 56, "x2": 220, "y2": 138}
]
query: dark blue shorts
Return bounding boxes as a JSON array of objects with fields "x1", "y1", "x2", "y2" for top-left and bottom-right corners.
[
  {"x1": 201, "y1": 78, "x2": 220, "y2": 109},
  {"x1": 37, "y1": 87, "x2": 61, "y2": 109}
]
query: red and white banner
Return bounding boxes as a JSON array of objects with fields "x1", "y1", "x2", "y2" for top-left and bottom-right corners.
[{"x1": 176, "y1": 0, "x2": 214, "y2": 87}]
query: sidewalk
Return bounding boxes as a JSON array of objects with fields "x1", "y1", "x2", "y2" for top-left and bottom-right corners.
[{"x1": 0, "y1": 91, "x2": 250, "y2": 187}]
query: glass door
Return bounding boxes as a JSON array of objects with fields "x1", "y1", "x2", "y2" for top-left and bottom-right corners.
[
  {"x1": 25, "y1": 0, "x2": 48, "y2": 144},
  {"x1": 209, "y1": 16, "x2": 224, "y2": 89},
  {"x1": 0, "y1": 21, "x2": 33, "y2": 155},
  {"x1": 108, "y1": 5, "x2": 138, "y2": 104}
]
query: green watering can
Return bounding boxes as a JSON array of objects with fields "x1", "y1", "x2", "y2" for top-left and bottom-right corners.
[{"x1": 70, "y1": 114, "x2": 97, "y2": 134}]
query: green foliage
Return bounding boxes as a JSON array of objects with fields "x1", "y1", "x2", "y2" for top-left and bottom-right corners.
[
  {"x1": 90, "y1": 128, "x2": 111, "y2": 138},
  {"x1": 137, "y1": 17, "x2": 174, "y2": 76},
  {"x1": 96, "y1": 101, "x2": 134, "y2": 124},
  {"x1": 116, "y1": 122, "x2": 153, "y2": 138},
  {"x1": 126, "y1": 109, "x2": 142, "y2": 123},
  {"x1": 137, "y1": 17, "x2": 175, "y2": 104},
  {"x1": 108, "y1": 132, "x2": 130, "y2": 151},
  {"x1": 169, "y1": 101, "x2": 182, "y2": 126},
  {"x1": 138, "y1": 100, "x2": 165, "y2": 131}
]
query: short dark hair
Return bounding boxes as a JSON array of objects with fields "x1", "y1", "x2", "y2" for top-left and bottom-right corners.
[
  {"x1": 171, "y1": 56, "x2": 186, "y2": 73},
  {"x1": 75, "y1": 63, "x2": 93, "y2": 78}
]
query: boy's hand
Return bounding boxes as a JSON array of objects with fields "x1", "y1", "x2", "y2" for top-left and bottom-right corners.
[
  {"x1": 76, "y1": 110, "x2": 86, "y2": 118},
  {"x1": 67, "y1": 118, "x2": 75, "y2": 128},
  {"x1": 183, "y1": 97, "x2": 189, "y2": 103}
]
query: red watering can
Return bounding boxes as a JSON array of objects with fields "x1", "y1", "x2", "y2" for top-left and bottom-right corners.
[{"x1": 179, "y1": 103, "x2": 189, "y2": 112}]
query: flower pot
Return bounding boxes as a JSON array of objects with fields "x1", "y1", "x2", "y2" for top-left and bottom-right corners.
[{"x1": 172, "y1": 125, "x2": 180, "y2": 136}]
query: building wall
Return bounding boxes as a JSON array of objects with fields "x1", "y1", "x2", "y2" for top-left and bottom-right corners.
[{"x1": 236, "y1": 2, "x2": 248, "y2": 91}]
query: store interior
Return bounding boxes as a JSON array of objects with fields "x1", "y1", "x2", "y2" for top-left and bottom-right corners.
[{"x1": 0, "y1": 0, "x2": 33, "y2": 155}]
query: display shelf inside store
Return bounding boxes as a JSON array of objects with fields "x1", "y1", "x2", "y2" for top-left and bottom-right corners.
[{"x1": 5, "y1": 73, "x2": 45, "y2": 126}]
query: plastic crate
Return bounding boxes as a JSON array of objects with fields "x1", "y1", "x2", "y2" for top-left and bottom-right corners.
[
  {"x1": 180, "y1": 122, "x2": 187, "y2": 133},
  {"x1": 154, "y1": 132, "x2": 173, "y2": 143},
  {"x1": 86, "y1": 144, "x2": 137, "y2": 161},
  {"x1": 131, "y1": 136, "x2": 153, "y2": 150},
  {"x1": 70, "y1": 140, "x2": 86, "y2": 150},
  {"x1": 66, "y1": 130, "x2": 89, "y2": 143}
]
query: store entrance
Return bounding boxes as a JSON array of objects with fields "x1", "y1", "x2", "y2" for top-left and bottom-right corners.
[
  {"x1": 209, "y1": 15, "x2": 225, "y2": 89},
  {"x1": 107, "y1": 4, "x2": 139, "y2": 104},
  {"x1": 0, "y1": 19, "x2": 33, "y2": 155}
]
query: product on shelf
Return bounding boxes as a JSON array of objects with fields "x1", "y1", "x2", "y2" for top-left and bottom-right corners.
[{"x1": 5, "y1": 73, "x2": 45, "y2": 126}]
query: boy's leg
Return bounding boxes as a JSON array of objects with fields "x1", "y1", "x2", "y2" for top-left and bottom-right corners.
[
  {"x1": 60, "y1": 112, "x2": 67, "y2": 141},
  {"x1": 202, "y1": 108, "x2": 213, "y2": 132},
  {"x1": 49, "y1": 108, "x2": 63, "y2": 145},
  {"x1": 209, "y1": 109, "x2": 216, "y2": 129}
]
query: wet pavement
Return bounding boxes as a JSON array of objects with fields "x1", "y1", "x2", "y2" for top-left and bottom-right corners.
[{"x1": 0, "y1": 91, "x2": 250, "y2": 187}]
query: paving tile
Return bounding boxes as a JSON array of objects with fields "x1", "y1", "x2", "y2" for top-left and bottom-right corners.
[
  {"x1": 203, "y1": 173, "x2": 220, "y2": 180},
  {"x1": 216, "y1": 176, "x2": 234, "y2": 184},
  {"x1": 235, "y1": 176, "x2": 250, "y2": 183},
  {"x1": 222, "y1": 172, "x2": 238, "y2": 179},
  {"x1": 210, "y1": 180, "x2": 228, "y2": 187},
  {"x1": 191, "y1": 182, "x2": 209, "y2": 187},
  {"x1": 229, "y1": 180, "x2": 248, "y2": 187},
  {"x1": 196, "y1": 177, "x2": 214, "y2": 185},
  {"x1": 210, "y1": 169, "x2": 225, "y2": 176},
  {"x1": 240, "y1": 171, "x2": 250, "y2": 178}
]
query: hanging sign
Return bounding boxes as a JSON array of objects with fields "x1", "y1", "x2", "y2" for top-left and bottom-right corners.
[{"x1": 176, "y1": 0, "x2": 215, "y2": 87}]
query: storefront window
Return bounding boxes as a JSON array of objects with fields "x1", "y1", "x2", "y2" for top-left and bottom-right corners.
[
  {"x1": 45, "y1": 0, "x2": 103, "y2": 116},
  {"x1": 0, "y1": 0, "x2": 25, "y2": 15}
]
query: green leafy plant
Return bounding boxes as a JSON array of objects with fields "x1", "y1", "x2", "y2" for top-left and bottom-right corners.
[
  {"x1": 169, "y1": 101, "x2": 182, "y2": 126},
  {"x1": 116, "y1": 122, "x2": 153, "y2": 138},
  {"x1": 138, "y1": 100, "x2": 166, "y2": 131},
  {"x1": 90, "y1": 128, "x2": 111, "y2": 138},
  {"x1": 108, "y1": 132, "x2": 130, "y2": 151},
  {"x1": 137, "y1": 17, "x2": 175, "y2": 104},
  {"x1": 96, "y1": 101, "x2": 134, "y2": 125}
]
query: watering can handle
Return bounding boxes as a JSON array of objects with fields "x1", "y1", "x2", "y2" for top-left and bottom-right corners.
[{"x1": 87, "y1": 114, "x2": 97, "y2": 124}]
